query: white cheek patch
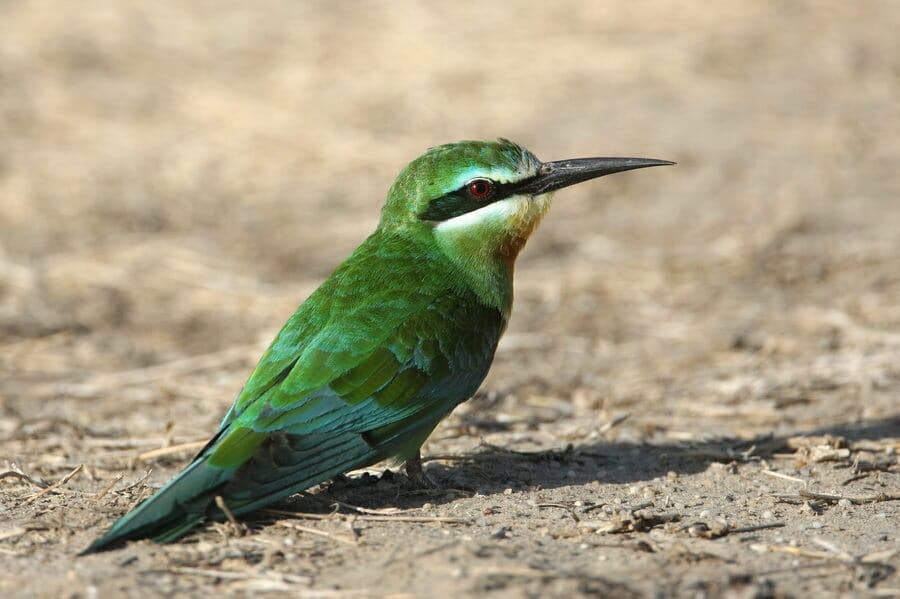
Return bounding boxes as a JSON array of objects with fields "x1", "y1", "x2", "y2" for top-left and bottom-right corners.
[{"x1": 434, "y1": 196, "x2": 526, "y2": 234}]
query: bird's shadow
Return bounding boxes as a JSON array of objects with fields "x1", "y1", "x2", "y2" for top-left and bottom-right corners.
[{"x1": 256, "y1": 415, "x2": 899, "y2": 517}]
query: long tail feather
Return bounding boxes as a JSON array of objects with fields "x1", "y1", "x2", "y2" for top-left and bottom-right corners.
[
  {"x1": 79, "y1": 459, "x2": 232, "y2": 554},
  {"x1": 81, "y1": 431, "x2": 384, "y2": 554}
]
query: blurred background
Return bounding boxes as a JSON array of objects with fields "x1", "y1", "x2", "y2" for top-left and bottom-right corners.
[{"x1": 0, "y1": 0, "x2": 898, "y2": 595}]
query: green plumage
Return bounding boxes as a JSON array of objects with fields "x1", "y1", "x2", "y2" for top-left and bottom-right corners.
[
  {"x1": 82, "y1": 193, "x2": 508, "y2": 553},
  {"x1": 82, "y1": 140, "x2": 671, "y2": 553}
]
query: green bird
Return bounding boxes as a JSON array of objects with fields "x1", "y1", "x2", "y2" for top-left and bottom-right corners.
[{"x1": 82, "y1": 139, "x2": 671, "y2": 553}]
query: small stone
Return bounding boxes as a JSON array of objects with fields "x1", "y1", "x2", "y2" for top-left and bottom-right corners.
[
  {"x1": 837, "y1": 499, "x2": 852, "y2": 508},
  {"x1": 503, "y1": 488, "x2": 513, "y2": 495}
]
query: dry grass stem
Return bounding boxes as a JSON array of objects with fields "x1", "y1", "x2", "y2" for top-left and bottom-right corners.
[
  {"x1": 119, "y1": 470, "x2": 153, "y2": 492},
  {"x1": 138, "y1": 440, "x2": 208, "y2": 461},
  {"x1": 761, "y1": 469, "x2": 807, "y2": 484},
  {"x1": 24, "y1": 464, "x2": 83, "y2": 504},
  {"x1": 598, "y1": 413, "x2": 631, "y2": 435},
  {"x1": 93, "y1": 473, "x2": 125, "y2": 501},
  {"x1": 0, "y1": 470, "x2": 49, "y2": 489},
  {"x1": 261, "y1": 507, "x2": 471, "y2": 525},
  {"x1": 793, "y1": 490, "x2": 900, "y2": 505},
  {"x1": 0, "y1": 527, "x2": 28, "y2": 542},
  {"x1": 275, "y1": 521, "x2": 358, "y2": 545}
]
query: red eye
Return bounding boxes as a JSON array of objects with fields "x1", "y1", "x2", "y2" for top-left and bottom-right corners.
[{"x1": 466, "y1": 178, "x2": 495, "y2": 200}]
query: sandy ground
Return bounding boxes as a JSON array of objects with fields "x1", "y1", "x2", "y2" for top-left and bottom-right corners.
[{"x1": 1, "y1": 1, "x2": 898, "y2": 597}]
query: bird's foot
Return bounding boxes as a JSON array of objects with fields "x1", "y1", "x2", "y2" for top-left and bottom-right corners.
[{"x1": 404, "y1": 451, "x2": 439, "y2": 490}]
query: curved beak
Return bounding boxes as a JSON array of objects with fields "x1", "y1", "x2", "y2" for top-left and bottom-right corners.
[{"x1": 514, "y1": 157, "x2": 675, "y2": 196}]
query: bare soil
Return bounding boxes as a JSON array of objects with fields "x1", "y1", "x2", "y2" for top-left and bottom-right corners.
[{"x1": 1, "y1": 1, "x2": 898, "y2": 597}]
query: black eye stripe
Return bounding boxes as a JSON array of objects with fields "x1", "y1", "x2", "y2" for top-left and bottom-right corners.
[{"x1": 419, "y1": 175, "x2": 539, "y2": 222}]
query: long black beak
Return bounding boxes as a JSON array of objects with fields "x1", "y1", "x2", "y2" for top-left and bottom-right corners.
[{"x1": 514, "y1": 157, "x2": 674, "y2": 196}]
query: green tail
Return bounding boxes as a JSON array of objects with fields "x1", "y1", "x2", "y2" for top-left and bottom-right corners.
[{"x1": 80, "y1": 431, "x2": 387, "y2": 554}]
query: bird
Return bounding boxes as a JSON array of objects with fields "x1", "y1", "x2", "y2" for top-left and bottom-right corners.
[{"x1": 82, "y1": 139, "x2": 672, "y2": 553}]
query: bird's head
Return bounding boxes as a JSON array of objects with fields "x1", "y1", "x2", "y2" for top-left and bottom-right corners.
[{"x1": 381, "y1": 139, "x2": 672, "y2": 267}]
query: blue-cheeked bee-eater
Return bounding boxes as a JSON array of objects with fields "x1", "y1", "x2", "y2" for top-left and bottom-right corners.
[{"x1": 83, "y1": 139, "x2": 672, "y2": 553}]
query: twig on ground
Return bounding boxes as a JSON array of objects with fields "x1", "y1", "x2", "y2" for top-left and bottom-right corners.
[
  {"x1": 0, "y1": 527, "x2": 28, "y2": 542},
  {"x1": 727, "y1": 522, "x2": 786, "y2": 534},
  {"x1": 94, "y1": 473, "x2": 125, "y2": 501},
  {"x1": 761, "y1": 469, "x2": 806, "y2": 484},
  {"x1": 0, "y1": 470, "x2": 49, "y2": 489},
  {"x1": 840, "y1": 473, "x2": 870, "y2": 486},
  {"x1": 534, "y1": 502, "x2": 581, "y2": 522},
  {"x1": 579, "y1": 512, "x2": 680, "y2": 534},
  {"x1": 24, "y1": 464, "x2": 83, "y2": 504},
  {"x1": 598, "y1": 413, "x2": 630, "y2": 435},
  {"x1": 260, "y1": 507, "x2": 471, "y2": 525},
  {"x1": 275, "y1": 520, "x2": 358, "y2": 545},
  {"x1": 683, "y1": 521, "x2": 786, "y2": 539},
  {"x1": 580, "y1": 502, "x2": 608, "y2": 514},
  {"x1": 171, "y1": 566, "x2": 311, "y2": 585},
  {"x1": 119, "y1": 470, "x2": 153, "y2": 493},
  {"x1": 776, "y1": 490, "x2": 900, "y2": 505},
  {"x1": 138, "y1": 440, "x2": 208, "y2": 462},
  {"x1": 751, "y1": 543, "x2": 897, "y2": 567},
  {"x1": 305, "y1": 493, "x2": 415, "y2": 515}
]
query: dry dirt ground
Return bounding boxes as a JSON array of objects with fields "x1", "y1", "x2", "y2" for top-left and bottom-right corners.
[{"x1": 1, "y1": 1, "x2": 898, "y2": 597}]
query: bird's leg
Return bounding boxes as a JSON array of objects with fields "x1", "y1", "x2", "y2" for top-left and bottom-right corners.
[{"x1": 404, "y1": 450, "x2": 438, "y2": 489}]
